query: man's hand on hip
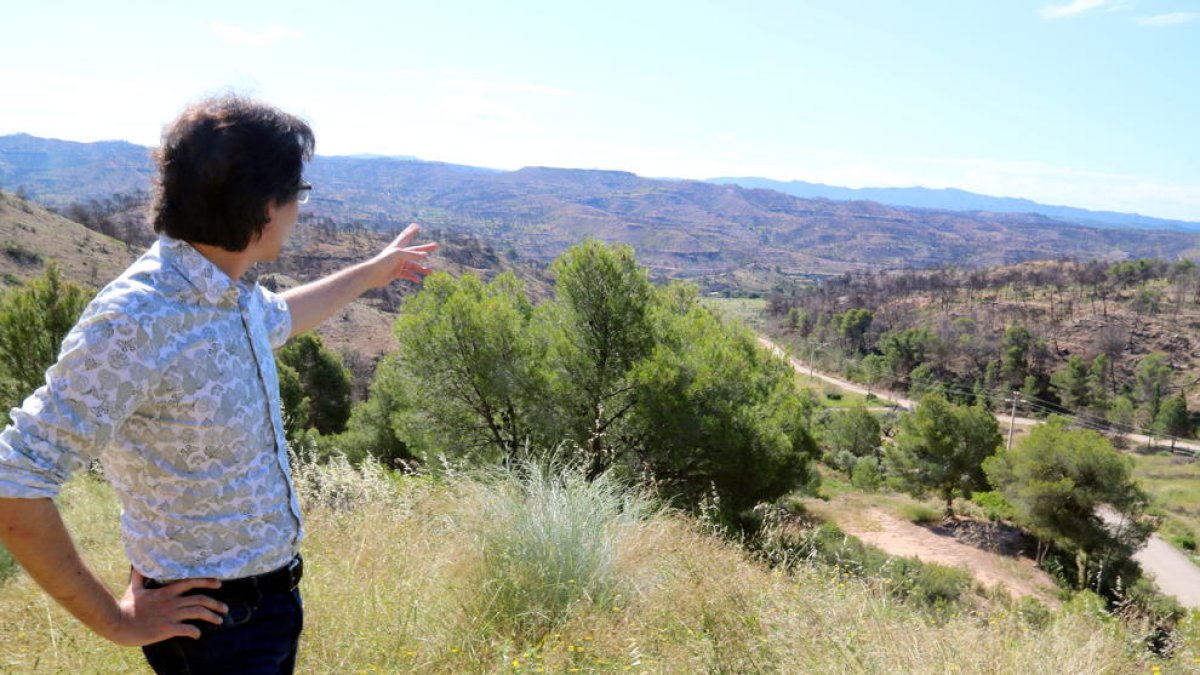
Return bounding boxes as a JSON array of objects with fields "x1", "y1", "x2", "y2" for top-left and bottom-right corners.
[{"x1": 104, "y1": 570, "x2": 227, "y2": 646}]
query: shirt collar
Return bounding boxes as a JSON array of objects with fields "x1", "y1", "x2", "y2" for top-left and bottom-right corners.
[{"x1": 155, "y1": 235, "x2": 240, "y2": 306}]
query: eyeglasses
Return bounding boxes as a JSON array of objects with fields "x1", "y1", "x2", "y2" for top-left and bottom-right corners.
[{"x1": 296, "y1": 181, "x2": 312, "y2": 205}]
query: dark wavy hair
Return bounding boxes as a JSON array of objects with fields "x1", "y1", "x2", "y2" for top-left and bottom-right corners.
[{"x1": 152, "y1": 95, "x2": 315, "y2": 252}]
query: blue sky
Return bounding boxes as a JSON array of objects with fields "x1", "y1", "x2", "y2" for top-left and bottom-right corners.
[{"x1": 2, "y1": 0, "x2": 1197, "y2": 220}]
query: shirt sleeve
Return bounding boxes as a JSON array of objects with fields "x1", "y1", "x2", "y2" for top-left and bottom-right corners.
[
  {"x1": 0, "y1": 311, "x2": 158, "y2": 499},
  {"x1": 259, "y1": 285, "x2": 293, "y2": 350}
]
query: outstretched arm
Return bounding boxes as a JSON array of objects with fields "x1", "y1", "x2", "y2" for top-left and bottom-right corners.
[
  {"x1": 0, "y1": 497, "x2": 227, "y2": 646},
  {"x1": 282, "y1": 223, "x2": 437, "y2": 337}
]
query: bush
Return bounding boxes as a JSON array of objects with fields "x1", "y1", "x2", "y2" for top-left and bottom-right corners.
[
  {"x1": 1173, "y1": 530, "x2": 1197, "y2": 552},
  {"x1": 1016, "y1": 596, "x2": 1052, "y2": 629},
  {"x1": 899, "y1": 503, "x2": 942, "y2": 524},
  {"x1": 761, "y1": 521, "x2": 973, "y2": 617},
  {"x1": 473, "y1": 456, "x2": 655, "y2": 640},
  {"x1": 970, "y1": 491, "x2": 1017, "y2": 522},
  {"x1": 850, "y1": 456, "x2": 882, "y2": 492}
]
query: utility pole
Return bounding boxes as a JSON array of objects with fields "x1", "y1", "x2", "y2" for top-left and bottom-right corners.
[
  {"x1": 1007, "y1": 390, "x2": 1019, "y2": 450},
  {"x1": 808, "y1": 339, "x2": 817, "y2": 377}
]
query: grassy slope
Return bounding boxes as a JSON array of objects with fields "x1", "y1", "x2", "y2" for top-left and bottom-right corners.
[
  {"x1": 0, "y1": 463, "x2": 1188, "y2": 674},
  {"x1": 0, "y1": 191, "x2": 134, "y2": 291}
]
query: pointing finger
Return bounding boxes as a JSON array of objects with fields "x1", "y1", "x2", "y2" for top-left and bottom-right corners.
[{"x1": 391, "y1": 223, "x2": 420, "y2": 248}]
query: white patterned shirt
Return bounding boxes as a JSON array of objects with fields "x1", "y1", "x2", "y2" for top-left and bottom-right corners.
[{"x1": 0, "y1": 236, "x2": 302, "y2": 580}]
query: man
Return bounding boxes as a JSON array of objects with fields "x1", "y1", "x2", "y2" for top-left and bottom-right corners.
[{"x1": 0, "y1": 95, "x2": 436, "y2": 673}]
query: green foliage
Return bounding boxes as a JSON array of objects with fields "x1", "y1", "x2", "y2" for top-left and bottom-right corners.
[
  {"x1": 1153, "y1": 394, "x2": 1191, "y2": 444},
  {"x1": 0, "y1": 544, "x2": 15, "y2": 585},
  {"x1": 1134, "y1": 353, "x2": 1172, "y2": 422},
  {"x1": 970, "y1": 490, "x2": 1016, "y2": 522},
  {"x1": 1172, "y1": 530, "x2": 1196, "y2": 552},
  {"x1": 547, "y1": 240, "x2": 655, "y2": 476},
  {"x1": 277, "y1": 333, "x2": 353, "y2": 436},
  {"x1": 1087, "y1": 354, "x2": 1110, "y2": 412},
  {"x1": 1051, "y1": 355, "x2": 1091, "y2": 411},
  {"x1": 983, "y1": 417, "x2": 1151, "y2": 591},
  {"x1": 473, "y1": 457, "x2": 653, "y2": 640},
  {"x1": 388, "y1": 271, "x2": 546, "y2": 462},
  {"x1": 332, "y1": 369, "x2": 413, "y2": 468},
  {"x1": 1016, "y1": 596, "x2": 1052, "y2": 630},
  {"x1": 0, "y1": 263, "x2": 89, "y2": 419},
  {"x1": 277, "y1": 361, "x2": 310, "y2": 440},
  {"x1": 363, "y1": 242, "x2": 819, "y2": 523},
  {"x1": 907, "y1": 363, "x2": 943, "y2": 399},
  {"x1": 878, "y1": 327, "x2": 935, "y2": 381},
  {"x1": 833, "y1": 308, "x2": 873, "y2": 353},
  {"x1": 1108, "y1": 395, "x2": 1137, "y2": 431},
  {"x1": 884, "y1": 395, "x2": 1002, "y2": 515},
  {"x1": 899, "y1": 503, "x2": 942, "y2": 524},
  {"x1": 769, "y1": 522, "x2": 973, "y2": 616},
  {"x1": 629, "y1": 293, "x2": 818, "y2": 520},
  {"x1": 1000, "y1": 325, "x2": 1032, "y2": 388},
  {"x1": 821, "y1": 405, "x2": 881, "y2": 473},
  {"x1": 850, "y1": 456, "x2": 882, "y2": 491}
]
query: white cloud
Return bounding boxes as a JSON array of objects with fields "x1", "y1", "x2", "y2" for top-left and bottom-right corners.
[
  {"x1": 208, "y1": 22, "x2": 301, "y2": 48},
  {"x1": 1039, "y1": 0, "x2": 1128, "y2": 20},
  {"x1": 1136, "y1": 12, "x2": 1199, "y2": 26}
]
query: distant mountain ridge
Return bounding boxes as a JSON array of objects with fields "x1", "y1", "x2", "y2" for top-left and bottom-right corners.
[
  {"x1": 3, "y1": 133, "x2": 1200, "y2": 280},
  {"x1": 707, "y1": 177, "x2": 1200, "y2": 232}
]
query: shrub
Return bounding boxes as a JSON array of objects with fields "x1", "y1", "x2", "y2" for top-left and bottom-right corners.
[
  {"x1": 760, "y1": 521, "x2": 973, "y2": 617},
  {"x1": 1173, "y1": 530, "x2": 1197, "y2": 552},
  {"x1": 900, "y1": 503, "x2": 942, "y2": 524},
  {"x1": 473, "y1": 456, "x2": 655, "y2": 640},
  {"x1": 970, "y1": 491, "x2": 1016, "y2": 522},
  {"x1": 850, "y1": 456, "x2": 882, "y2": 492},
  {"x1": 1016, "y1": 596, "x2": 1052, "y2": 629}
]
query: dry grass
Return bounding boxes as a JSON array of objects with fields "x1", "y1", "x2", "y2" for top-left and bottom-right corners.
[{"x1": 0, "y1": 459, "x2": 1189, "y2": 673}]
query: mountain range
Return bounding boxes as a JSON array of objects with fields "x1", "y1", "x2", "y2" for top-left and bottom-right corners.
[
  {"x1": 706, "y1": 177, "x2": 1200, "y2": 232},
  {"x1": 3, "y1": 133, "x2": 1198, "y2": 281}
]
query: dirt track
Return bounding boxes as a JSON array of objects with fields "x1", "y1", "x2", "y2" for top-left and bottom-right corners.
[{"x1": 838, "y1": 508, "x2": 1060, "y2": 604}]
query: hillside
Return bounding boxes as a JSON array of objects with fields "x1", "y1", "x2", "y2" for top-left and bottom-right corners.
[
  {"x1": 710, "y1": 176, "x2": 1200, "y2": 232},
  {"x1": 0, "y1": 189, "x2": 548, "y2": 369},
  {"x1": 765, "y1": 258, "x2": 1200, "y2": 414},
  {"x1": 5, "y1": 134, "x2": 1200, "y2": 284},
  {"x1": 0, "y1": 190, "x2": 134, "y2": 289}
]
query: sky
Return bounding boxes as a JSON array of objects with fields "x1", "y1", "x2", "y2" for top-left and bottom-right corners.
[{"x1": 2, "y1": 0, "x2": 1198, "y2": 221}]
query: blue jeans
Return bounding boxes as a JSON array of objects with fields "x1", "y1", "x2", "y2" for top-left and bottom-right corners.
[{"x1": 141, "y1": 588, "x2": 303, "y2": 675}]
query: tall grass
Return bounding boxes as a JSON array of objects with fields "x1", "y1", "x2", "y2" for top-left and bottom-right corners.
[
  {"x1": 472, "y1": 457, "x2": 655, "y2": 640},
  {"x1": 0, "y1": 543, "x2": 15, "y2": 584},
  {"x1": 0, "y1": 454, "x2": 1189, "y2": 673}
]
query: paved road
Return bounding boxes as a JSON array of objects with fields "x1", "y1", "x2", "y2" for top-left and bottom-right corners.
[
  {"x1": 1099, "y1": 508, "x2": 1200, "y2": 608},
  {"x1": 759, "y1": 334, "x2": 1200, "y2": 608}
]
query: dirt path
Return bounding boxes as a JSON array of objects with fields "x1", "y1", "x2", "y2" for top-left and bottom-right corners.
[{"x1": 835, "y1": 507, "x2": 1061, "y2": 605}]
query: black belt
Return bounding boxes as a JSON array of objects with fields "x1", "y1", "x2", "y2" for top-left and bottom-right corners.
[{"x1": 144, "y1": 554, "x2": 303, "y2": 604}]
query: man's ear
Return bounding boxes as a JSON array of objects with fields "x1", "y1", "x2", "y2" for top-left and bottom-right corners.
[{"x1": 264, "y1": 198, "x2": 279, "y2": 223}]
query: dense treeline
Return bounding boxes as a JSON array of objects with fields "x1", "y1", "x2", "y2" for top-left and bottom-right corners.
[{"x1": 769, "y1": 257, "x2": 1200, "y2": 440}]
